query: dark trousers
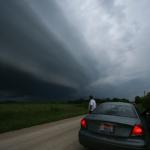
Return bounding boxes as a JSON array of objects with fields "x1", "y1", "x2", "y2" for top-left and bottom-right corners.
[{"x1": 89, "y1": 110, "x2": 92, "y2": 114}]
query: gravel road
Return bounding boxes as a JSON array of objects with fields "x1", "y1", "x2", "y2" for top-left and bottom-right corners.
[{"x1": 0, "y1": 115, "x2": 86, "y2": 150}]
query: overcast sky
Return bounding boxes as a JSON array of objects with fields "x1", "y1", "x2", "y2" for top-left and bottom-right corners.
[{"x1": 0, "y1": 0, "x2": 150, "y2": 99}]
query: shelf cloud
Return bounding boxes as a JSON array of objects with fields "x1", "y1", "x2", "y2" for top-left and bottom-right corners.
[{"x1": 0, "y1": 0, "x2": 150, "y2": 99}]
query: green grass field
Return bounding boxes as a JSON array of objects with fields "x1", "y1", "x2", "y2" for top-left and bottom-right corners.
[{"x1": 0, "y1": 102, "x2": 87, "y2": 133}]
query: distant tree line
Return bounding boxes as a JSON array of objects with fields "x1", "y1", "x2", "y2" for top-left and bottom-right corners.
[
  {"x1": 67, "y1": 97, "x2": 130, "y2": 104},
  {"x1": 135, "y1": 92, "x2": 150, "y2": 110}
]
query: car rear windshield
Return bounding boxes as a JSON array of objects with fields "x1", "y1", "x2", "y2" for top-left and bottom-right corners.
[{"x1": 93, "y1": 103, "x2": 137, "y2": 118}]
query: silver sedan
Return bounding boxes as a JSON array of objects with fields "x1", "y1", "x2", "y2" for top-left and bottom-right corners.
[{"x1": 79, "y1": 102, "x2": 150, "y2": 150}]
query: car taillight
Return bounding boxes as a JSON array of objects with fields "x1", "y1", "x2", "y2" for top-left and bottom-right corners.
[
  {"x1": 81, "y1": 118, "x2": 86, "y2": 128},
  {"x1": 131, "y1": 124, "x2": 144, "y2": 136}
]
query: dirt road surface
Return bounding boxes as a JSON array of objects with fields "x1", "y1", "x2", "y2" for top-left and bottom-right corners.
[{"x1": 0, "y1": 115, "x2": 86, "y2": 150}]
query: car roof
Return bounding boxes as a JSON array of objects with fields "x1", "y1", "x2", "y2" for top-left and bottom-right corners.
[{"x1": 101, "y1": 102, "x2": 133, "y2": 106}]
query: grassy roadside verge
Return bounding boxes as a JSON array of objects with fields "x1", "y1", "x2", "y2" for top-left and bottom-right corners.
[
  {"x1": 0, "y1": 102, "x2": 87, "y2": 133},
  {"x1": 136, "y1": 103, "x2": 145, "y2": 112}
]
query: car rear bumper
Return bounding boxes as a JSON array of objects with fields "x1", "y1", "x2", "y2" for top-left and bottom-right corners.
[{"x1": 79, "y1": 130, "x2": 147, "y2": 150}]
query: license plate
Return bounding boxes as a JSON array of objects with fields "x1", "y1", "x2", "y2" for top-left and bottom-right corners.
[{"x1": 99, "y1": 123, "x2": 114, "y2": 133}]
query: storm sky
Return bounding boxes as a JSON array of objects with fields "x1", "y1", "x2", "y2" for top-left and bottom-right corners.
[{"x1": 0, "y1": 0, "x2": 150, "y2": 99}]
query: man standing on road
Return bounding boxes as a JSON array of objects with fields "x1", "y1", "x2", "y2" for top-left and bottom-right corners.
[{"x1": 88, "y1": 96, "x2": 96, "y2": 114}]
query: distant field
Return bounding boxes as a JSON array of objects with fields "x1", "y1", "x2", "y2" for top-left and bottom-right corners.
[{"x1": 0, "y1": 102, "x2": 87, "y2": 133}]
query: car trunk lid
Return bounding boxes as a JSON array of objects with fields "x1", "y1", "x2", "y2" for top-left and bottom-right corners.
[{"x1": 86, "y1": 114, "x2": 140, "y2": 137}]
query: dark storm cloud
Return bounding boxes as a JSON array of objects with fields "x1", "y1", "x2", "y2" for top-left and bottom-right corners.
[
  {"x1": 0, "y1": 0, "x2": 150, "y2": 99},
  {"x1": 0, "y1": 0, "x2": 98, "y2": 98},
  {"x1": 0, "y1": 62, "x2": 75, "y2": 99}
]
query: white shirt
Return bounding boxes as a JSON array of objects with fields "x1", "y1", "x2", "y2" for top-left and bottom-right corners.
[{"x1": 89, "y1": 99, "x2": 96, "y2": 111}]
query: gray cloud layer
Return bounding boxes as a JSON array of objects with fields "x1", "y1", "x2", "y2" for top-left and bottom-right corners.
[{"x1": 0, "y1": 0, "x2": 150, "y2": 99}]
